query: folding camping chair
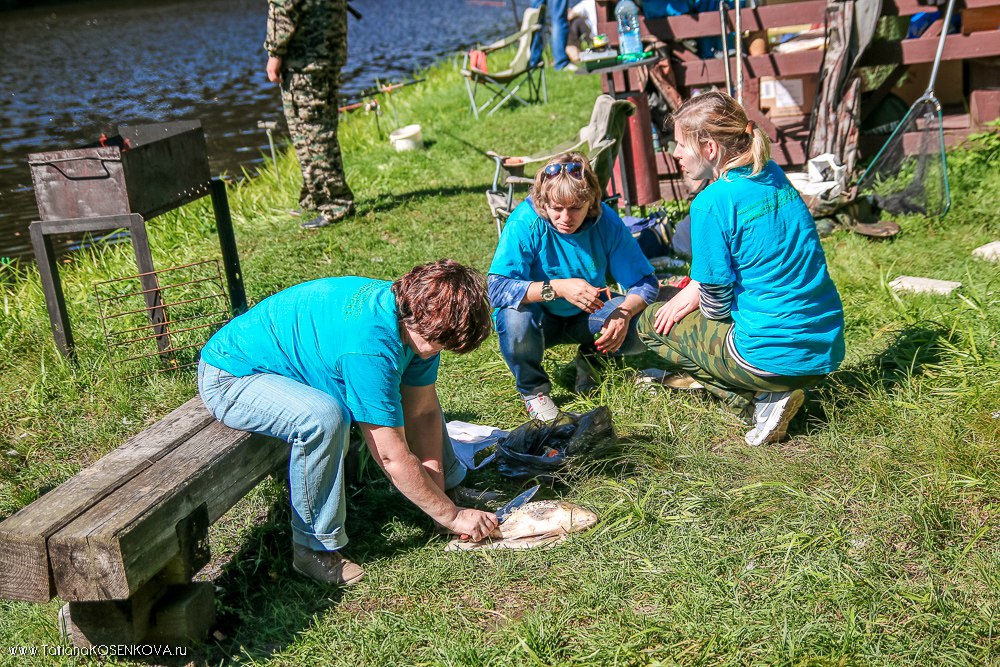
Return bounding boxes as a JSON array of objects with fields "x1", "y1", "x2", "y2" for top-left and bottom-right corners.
[
  {"x1": 484, "y1": 94, "x2": 636, "y2": 236},
  {"x1": 461, "y1": 6, "x2": 548, "y2": 119}
]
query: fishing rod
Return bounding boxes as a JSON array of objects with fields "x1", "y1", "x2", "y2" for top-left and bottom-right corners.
[{"x1": 338, "y1": 78, "x2": 427, "y2": 113}]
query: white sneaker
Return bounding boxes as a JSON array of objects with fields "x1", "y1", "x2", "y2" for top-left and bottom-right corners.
[
  {"x1": 523, "y1": 392, "x2": 559, "y2": 422},
  {"x1": 744, "y1": 389, "x2": 805, "y2": 446}
]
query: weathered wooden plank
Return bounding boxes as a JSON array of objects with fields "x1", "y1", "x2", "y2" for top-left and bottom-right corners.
[
  {"x1": 884, "y1": 0, "x2": 1000, "y2": 16},
  {"x1": 49, "y1": 421, "x2": 288, "y2": 601},
  {"x1": 0, "y1": 397, "x2": 215, "y2": 602},
  {"x1": 861, "y1": 31, "x2": 1000, "y2": 67},
  {"x1": 638, "y1": 1, "x2": 827, "y2": 41},
  {"x1": 676, "y1": 50, "x2": 825, "y2": 87}
]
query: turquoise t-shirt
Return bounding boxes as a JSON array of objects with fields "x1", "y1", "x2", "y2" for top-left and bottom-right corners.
[
  {"x1": 689, "y1": 161, "x2": 845, "y2": 376},
  {"x1": 200, "y1": 277, "x2": 439, "y2": 427},
  {"x1": 488, "y1": 199, "x2": 655, "y2": 317}
]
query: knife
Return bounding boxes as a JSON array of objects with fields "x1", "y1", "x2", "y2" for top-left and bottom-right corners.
[
  {"x1": 460, "y1": 484, "x2": 539, "y2": 540},
  {"x1": 495, "y1": 484, "x2": 540, "y2": 524}
]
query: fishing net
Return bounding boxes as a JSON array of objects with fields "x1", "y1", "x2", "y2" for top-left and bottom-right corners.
[{"x1": 857, "y1": 93, "x2": 950, "y2": 218}]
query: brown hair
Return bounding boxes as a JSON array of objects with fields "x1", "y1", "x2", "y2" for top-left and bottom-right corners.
[
  {"x1": 392, "y1": 259, "x2": 492, "y2": 354},
  {"x1": 672, "y1": 91, "x2": 771, "y2": 176},
  {"x1": 530, "y1": 151, "x2": 603, "y2": 218}
]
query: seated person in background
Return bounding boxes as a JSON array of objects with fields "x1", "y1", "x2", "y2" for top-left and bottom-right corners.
[
  {"x1": 488, "y1": 152, "x2": 659, "y2": 421},
  {"x1": 198, "y1": 260, "x2": 499, "y2": 586},
  {"x1": 565, "y1": 4, "x2": 594, "y2": 64},
  {"x1": 638, "y1": 92, "x2": 845, "y2": 446}
]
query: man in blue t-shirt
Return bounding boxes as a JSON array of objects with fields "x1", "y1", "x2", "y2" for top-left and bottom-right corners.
[{"x1": 198, "y1": 260, "x2": 498, "y2": 585}]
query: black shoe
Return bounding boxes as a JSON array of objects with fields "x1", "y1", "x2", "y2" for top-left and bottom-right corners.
[
  {"x1": 301, "y1": 213, "x2": 334, "y2": 229},
  {"x1": 301, "y1": 204, "x2": 354, "y2": 229}
]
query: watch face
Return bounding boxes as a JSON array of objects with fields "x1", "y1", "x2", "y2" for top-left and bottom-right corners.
[{"x1": 541, "y1": 283, "x2": 555, "y2": 301}]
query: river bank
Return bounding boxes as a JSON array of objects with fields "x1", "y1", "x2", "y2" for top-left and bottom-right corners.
[
  {"x1": 1, "y1": 49, "x2": 1000, "y2": 665},
  {"x1": 0, "y1": 0, "x2": 516, "y2": 260}
]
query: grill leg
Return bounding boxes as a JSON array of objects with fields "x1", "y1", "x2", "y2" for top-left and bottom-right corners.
[
  {"x1": 29, "y1": 222, "x2": 75, "y2": 360},
  {"x1": 128, "y1": 215, "x2": 171, "y2": 356},
  {"x1": 210, "y1": 179, "x2": 247, "y2": 315}
]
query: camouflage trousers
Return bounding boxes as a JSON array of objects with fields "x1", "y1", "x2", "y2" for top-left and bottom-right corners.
[
  {"x1": 637, "y1": 306, "x2": 822, "y2": 411},
  {"x1": 280, "y1": 68, "x2": 354, "y2": 215}
]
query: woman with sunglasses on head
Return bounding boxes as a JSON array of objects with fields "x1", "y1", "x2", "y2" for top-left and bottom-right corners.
[
  {"x1": 638, "y1": 92, "x2": 844, "y2": 446},
  {"x1": 487, "y1": 152, "x2": 658, "y2": 421}
]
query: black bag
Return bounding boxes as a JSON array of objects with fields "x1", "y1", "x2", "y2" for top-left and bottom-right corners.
[
  {"x1": 497, "y1": 406, "x2": 616, "y2": 480},
  {"x1": 623, "y1": 211, "x2": 692, "y2": 261}
]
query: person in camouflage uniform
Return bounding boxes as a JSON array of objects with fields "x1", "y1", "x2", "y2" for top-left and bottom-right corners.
[{"x1": 266, "y1": 0, "x2": 354, "y2": 229}]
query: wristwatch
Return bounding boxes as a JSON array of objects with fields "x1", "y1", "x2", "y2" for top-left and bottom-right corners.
[{"x1": 540, "y1": 280, "x2": 556, "y2": 302}]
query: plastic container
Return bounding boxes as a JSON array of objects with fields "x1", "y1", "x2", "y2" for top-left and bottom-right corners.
[
  {"x1": 389, "y1": 124, "x2": 423, "y2": 151},
  {"x1": 615, "y1": 0, "x2": 643, "y2": 59}
]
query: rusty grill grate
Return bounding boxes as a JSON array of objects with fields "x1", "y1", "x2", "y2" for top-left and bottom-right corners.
[{"x1": 93, "y1": 259, "x2": 229, "y2": 378}]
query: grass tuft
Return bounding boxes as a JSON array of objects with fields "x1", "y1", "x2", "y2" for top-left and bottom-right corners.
[{"x1": 0, "y1": 55, "x2": 998, "y2": 666}]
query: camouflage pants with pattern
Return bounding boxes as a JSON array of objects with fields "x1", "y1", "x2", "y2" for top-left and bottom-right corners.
[
  {"x1": 637, "y1": 306, "x2": 821, "y2": 411},
  {"x1": 281, "y1": 69, "x2": 354, "y2": 216}
]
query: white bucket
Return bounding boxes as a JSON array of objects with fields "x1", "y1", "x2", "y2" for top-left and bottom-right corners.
[{"x1": 389, "y1": 124, "x2": 424, "y2": 151}]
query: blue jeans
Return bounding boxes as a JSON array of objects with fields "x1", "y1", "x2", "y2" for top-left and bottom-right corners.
[
  {"x1": 495, "y1": 295, "x2": 646, "y2": 396},
  {"x1": 530, "y1": 0, "x2": 571, "y2": 70},
  {"x1": 197, "y1": 360, "x2": 467, "y2": 552}
]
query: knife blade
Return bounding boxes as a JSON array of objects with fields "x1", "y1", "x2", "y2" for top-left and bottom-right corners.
[
  {"x1": 458, "y1": 484, "x2": 540, "y2": 541},
  {"x1": 495, "y1": 484, "x2": 540, "y2": 524}
]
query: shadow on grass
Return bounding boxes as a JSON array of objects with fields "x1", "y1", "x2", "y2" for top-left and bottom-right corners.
[
  {"x1": 802, "y1": 321, "x2": 951, "y2": 428},
  {"x1": 172, "y1": 483, "x2": 448, "y2": 665},
  {"x1": 356, "y1": 183, "x2": 489, "y2": 217}
]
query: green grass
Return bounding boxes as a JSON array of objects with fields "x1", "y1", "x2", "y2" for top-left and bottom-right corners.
[{"x1": 1, "y1": 53, "x2": 999, "y2": 666}]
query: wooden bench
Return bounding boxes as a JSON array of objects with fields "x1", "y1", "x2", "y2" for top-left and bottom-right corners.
[{"x1": 0, "y1": 396, "x2": 287, "y2": 648}]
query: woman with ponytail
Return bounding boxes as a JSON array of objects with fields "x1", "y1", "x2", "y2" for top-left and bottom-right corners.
[{"x1": 638, "y1": 92, "x2": 845, "y2": 446}]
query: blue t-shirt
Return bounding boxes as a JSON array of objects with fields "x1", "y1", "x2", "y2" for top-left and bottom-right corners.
[
  {"x1": 689, "y1": 161, "x2": 845, "y2": 376},
  {"x1": 200, "y1": 277, "x2": 439, "y2": 427},
  {"x1": 488, "y1": 199, "x2": 656, "y2": 317}
]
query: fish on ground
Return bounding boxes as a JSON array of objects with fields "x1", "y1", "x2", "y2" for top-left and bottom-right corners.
[{"x1": 445, "y1": 500, "x2": 599, "y2": 551}]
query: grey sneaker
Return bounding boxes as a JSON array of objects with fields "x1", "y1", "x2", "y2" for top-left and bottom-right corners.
[
  {"x1": 744, "y1": 389, "x2": 805, "y2": 446},
  {"x1": 574, "y1": 353, "x2": 600, "y2": 396},
  {"x1": 523, "y1": 392, "x2": 559, "y2": 421},
  {"x1": 292, "y1": 544, "x2": 364, "y2": 585}
]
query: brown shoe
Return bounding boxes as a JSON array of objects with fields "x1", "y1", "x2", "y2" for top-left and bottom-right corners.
[{"x1": 292, "y1": 544, "x2": 364, "y2": 586}]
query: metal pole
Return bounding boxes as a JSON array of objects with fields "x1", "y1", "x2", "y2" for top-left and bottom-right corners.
[
  {"x1": 734, "y1": 0, "x2": 743, "y2": 105},
  {"x1": 257, "y1": 120, "x2": 280, "y2": 183},
  {"x1": 210, "y1": 178, "x2": 248, "y2": 315},
  {"x1": 926, "y1": 0, "x2": 957, "y2": 95},
  {"x1": 719, "y1": 1, "x2": 733, "y2": 97},
  {"x1": 29, "y1": 222, "x2": 75, "y2": 359}
]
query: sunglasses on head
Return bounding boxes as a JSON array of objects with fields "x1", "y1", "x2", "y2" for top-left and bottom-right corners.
[{"x1": 541, "y1": 161, "x2": 585, "y2": 180}]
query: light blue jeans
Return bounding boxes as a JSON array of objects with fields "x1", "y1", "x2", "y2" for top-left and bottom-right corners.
[
  {"x1": 495, "y1": 295, "x2": 646, "y2": 396},
  {"x1": 197, "y1": 360, "x2": 467, "y2": 552}
]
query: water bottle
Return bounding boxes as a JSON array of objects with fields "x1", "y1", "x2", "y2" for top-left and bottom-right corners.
[{"x1": 615, "y1": 0, "x2": 643, "y2": 60}]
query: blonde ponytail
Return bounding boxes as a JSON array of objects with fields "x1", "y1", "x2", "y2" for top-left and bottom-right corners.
[
  {"x1": 746, "y1": 125, "x2": 771, "y2": 175},
  {"x1": 673, "y1": 92, "x2": 772, "y2": 176}
]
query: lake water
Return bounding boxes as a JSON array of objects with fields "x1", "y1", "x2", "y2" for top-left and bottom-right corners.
[{"x1": 0, "y1": 0, "x2": 518, "y2": 260}]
